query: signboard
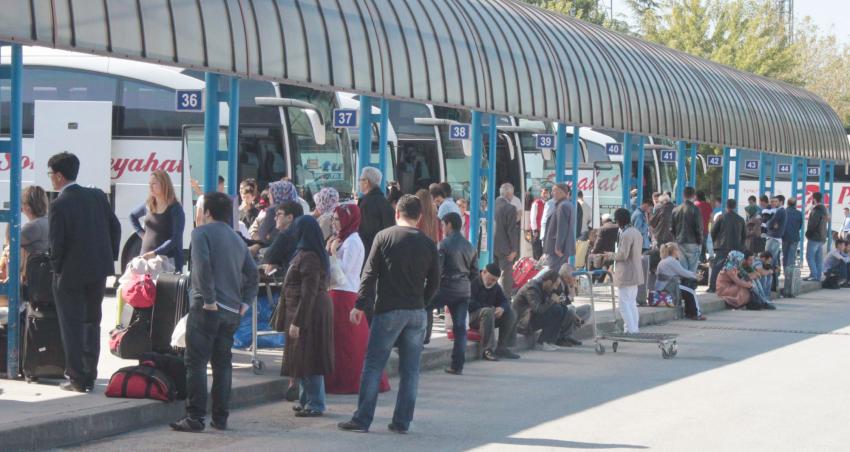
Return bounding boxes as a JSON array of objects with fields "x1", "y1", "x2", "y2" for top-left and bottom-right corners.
[
  {"x1": 605, "y1": 143, "x2": 623, "y2": 155},
  {"x1": 659, "y1": 150, "x2": 677, "y2": 163},
  {"x1": 777, "y1": 163, "x2": 791, "y2": 174},
  {"x1": 449, "y1": 124, "x2": 471, "y2": 140},
  {"x1": 175, "y1": 90, "x2": 203, "y2": 112},
  {"x1": 332, "y1": 109, "x2": 358, "y2": 128},
  {"x1": 707, "y1": 155, "x2": 723, "y2": 167},
  {"x1": 536, "y1": 134, "x2": 556, "y2": 149},
  {"x1": 744, "y1": 160, "x2": 760, "y2": 171},
  {"x1": 807, "y1": 166, "x2": 821, "y2": 177}
]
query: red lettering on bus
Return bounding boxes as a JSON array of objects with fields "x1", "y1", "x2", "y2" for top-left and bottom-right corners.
[
  {"x1": 0, "y1": 154, "x2": 35, "y2": 171},
  {"x1": 111, "y1": 153, "x2": 182, "y2": 179}
]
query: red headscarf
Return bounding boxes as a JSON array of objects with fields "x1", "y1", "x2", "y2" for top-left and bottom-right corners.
[{"x1": 334, "y1": 204, "x2": 361, "y2": 242}]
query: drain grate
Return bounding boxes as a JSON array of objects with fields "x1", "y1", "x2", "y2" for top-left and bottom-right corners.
[{"x1": 669, "y1": 324, "x2": 850, "y2": 336}]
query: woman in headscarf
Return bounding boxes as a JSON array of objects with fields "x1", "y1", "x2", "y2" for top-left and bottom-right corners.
[
  {"x1": 415, "y1": 188, "x2": 442, "y2": 243},
  {"x1": 275, "y1": 216, "x2": 334, "y2": 417},
  {"x1": 253, "y1": 180, "x2": 299, "y2": 246},
  {"x1": 313, "y1": 187, "x2": 340, "y2": 242},
  {"x1": 715, "y1": 250, "x2": 753, "y2": 309},
  {"x1": 323, "y1": 204, "x2": 390, "y2": 394}
]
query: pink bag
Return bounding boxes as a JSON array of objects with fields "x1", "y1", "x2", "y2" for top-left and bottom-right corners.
[{"x1": 122, "y1": 274, "x2": 157, "y2": 309}]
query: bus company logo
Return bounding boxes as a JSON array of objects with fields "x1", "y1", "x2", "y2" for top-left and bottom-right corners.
[
  {"x1": 546, "y1": 175, "x2": 620, "y2": 192},
  {"x1": 111, "y1": 153, "x2": 183, "y2": 179},
  {"x1": 0, "y1": 154, "x2": 35, "y2": 171}
]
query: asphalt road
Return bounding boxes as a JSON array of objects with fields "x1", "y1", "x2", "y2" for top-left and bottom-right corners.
[{"x1": 69, "y1": 288, "x2": 850, "y2": 451}]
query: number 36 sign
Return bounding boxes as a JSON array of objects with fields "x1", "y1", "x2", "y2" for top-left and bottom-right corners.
[{"x1": 175, "y1": 90, "x2": 204, "y2": 112}]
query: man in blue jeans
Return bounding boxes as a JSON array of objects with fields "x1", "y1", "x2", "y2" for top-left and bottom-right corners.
[
  {"x1": 806, "y1": 192, "x2": 829, "y2": 281},
  {"x1": 339, "y1": 194, "x2": 440, "y2": 434},
  {"x1": 672, "y1": 186, "x2": 704, "y2": 272},
  {"x1": 171, "y1": 192, "x2": 258, "y2": 433}
]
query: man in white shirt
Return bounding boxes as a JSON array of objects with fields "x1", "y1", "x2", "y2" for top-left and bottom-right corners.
[{"x1": 842, "y1": 208, "x2": 850, "y2": 241}]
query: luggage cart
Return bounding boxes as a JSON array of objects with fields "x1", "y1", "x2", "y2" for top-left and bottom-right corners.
[
  {"x1": 251, "y1": 274, "x2": 284, "y2": 374},
  {"x1": 578, "y1": 270, "x2": 679, "y2": 359}
]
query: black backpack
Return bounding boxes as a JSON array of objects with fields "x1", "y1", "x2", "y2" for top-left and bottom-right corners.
[{"x1": 25, "y1": 252, "x2": 54, "y2": 308}]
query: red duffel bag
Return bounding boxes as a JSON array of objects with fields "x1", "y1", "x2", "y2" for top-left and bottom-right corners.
[
  {"x1": 105, "y1": 361, "x2": 176, "y2": 402},
  {"x1": 512, "y1": 257, "x2": 541, "y2": 291},
  {"x1": 123, "y1": 274, "x2": 156, "y2": 309}
]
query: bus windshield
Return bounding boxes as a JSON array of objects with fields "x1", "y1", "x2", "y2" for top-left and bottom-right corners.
[{"x1": 282, "y1": 86, "x2": 353, "y2": 199}]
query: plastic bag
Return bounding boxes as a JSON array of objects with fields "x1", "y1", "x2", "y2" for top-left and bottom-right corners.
[
  {"x1": 170, "y1": 314, "x2": 187, "y2": 348},
  {"x1": 232, "y1": 290, "x2": 285, "y2": 349}
]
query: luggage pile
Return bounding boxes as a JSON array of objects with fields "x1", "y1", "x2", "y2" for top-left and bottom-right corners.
[{"x1": 105, "y1": 352, "x2": 187, "y2": 402}]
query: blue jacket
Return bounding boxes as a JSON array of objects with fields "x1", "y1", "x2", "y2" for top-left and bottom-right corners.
[
  {"x1": 782, "y1": 207, "x2": 803, "y2": 243},
  {"x1": 766, "y1": 207, "x2": 786, "y2": 239},
  {"x1": 631, "y1": 209, "x2": 650, "y2": 250}
]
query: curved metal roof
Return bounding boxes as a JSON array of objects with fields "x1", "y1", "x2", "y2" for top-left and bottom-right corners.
[{"x1": 1, "y1": 0, "x2": 847, "y2": 159}]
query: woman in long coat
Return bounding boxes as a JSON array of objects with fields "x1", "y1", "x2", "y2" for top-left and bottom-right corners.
[
  {"x1": 715, "y1": 250, "x2": 753, "y2": 309},
  {"x1": 276, "y1": 215, "x2": 334, "y2": 417}
]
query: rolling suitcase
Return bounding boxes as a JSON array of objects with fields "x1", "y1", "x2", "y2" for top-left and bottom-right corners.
[
  {"x1": 784, "y1": 265, "x2": 801, "y2": 297},
  {"x1": 636, "y1": 255, "x2": 651, "y2": 306},
  {"x1": 22, "y1": 304, "x2": 66, "y2": 381},
  {"x1": 151, "y1": 273, "x2": 190, "y2": 354},
  {"x1": 512, "y1": 257, "x2": 540, "y2": 291}
]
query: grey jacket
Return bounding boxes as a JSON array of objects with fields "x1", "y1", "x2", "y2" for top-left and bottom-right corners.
[
  {"x1": 437, "y1": 231, "x2": 478, "y2": 298},
  {"x1": 710, "y1": 210, "x2": 747, "y2": 254},
  {"x1": 190, "y1": 221, "x2": 259, "y2": 313},
  {"x1": 493, "y1": 196, "x2": 519, "y2": 257},
  {"x1": 650, "y1": 202, "x2": 675, "y2": 245},
  {"x1": 542, "y1": 198, "x2": 577, "y2": 259},
  {"x1": 672, "y1": 200, "x2": 704, "y2": 245},
  {"x1": 613, "y1": 226, "x2": 644, "y2": 287}
]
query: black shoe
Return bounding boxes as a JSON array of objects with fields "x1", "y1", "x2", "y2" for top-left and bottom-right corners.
[
  {"x1": 706, "y1": 288, "x2": 716, "y2": 293},
  {"x1": 210, "y1": 420, "x2": 227, "y2": 431},
  {"x1": 482, "y1": 350, "x2": 500, "y2": 361},
  {"x1": 170, "y1": 417, "x2": 205, "y2": 433},
  {"x1": 84, "y1": 380, "x2": 95, "y2": 392},
  {"x1": 338, "y1": 420, "x2": 369, "y2": 433},
  {"x1": 495, "y1": 348, "x2": 520, "y2": 359},
  {"x1": 444, "y1": 367, "x2": 462, "y2": 375},
  {"x1": 59, "y1": 381, "x2": 87, "y2": 393},
  {"x1": 763, "y1": 303, "x2": 777, "y2": 310},
  {"x1": 388, "y1": 423, "x2": 409, "y2": 434},
  {"x1": 295, "y1": 408, "x2": 323, "y2": 418},
  {"x1": 558, "y1": 337, "x2": 582, "y2": 347},
  {"x1": 285, "y1": 385, "x2": 298, "y2": 402},
  {"x1": 292, "y1": 405, "x2": 304, "y2": 413}
]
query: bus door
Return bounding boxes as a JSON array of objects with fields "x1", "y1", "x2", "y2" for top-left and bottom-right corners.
[
  {"x1": 484, "y1": 132, "x2": 522, "y2": 198},
  {"x1": 396, "y1": 140, "x2": 438, "y2": 194}
]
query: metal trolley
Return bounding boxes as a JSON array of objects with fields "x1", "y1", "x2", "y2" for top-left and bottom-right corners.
[
  {"x1": 577, "y1": 270, "x2": 679, "y2": 359},
  {"x1": 250, "y1": 274, "x2": 284, "y2": 374}
]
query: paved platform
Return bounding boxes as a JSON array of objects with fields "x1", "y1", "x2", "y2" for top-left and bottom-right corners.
[{"x1": 0, "y1": 279, "x2": 823, "y2": 450}]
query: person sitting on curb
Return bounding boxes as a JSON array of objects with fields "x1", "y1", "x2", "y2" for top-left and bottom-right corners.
[
  {"x1": 823, "y1": 239, "x2": 850, "y2": 287},
  {"x1": 548, "y1": 263, "x2": 593, "y2": 347},
  {"x1": 512, "y1": 269, "x2": 566, "y2": 351},
  {"x1": 469, "y1": 263, "x2": 520, "y2": 361}
]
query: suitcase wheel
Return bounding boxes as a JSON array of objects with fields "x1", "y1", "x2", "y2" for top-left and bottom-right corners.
[{"x1": 252, "y1": 359, "x2": 265, "y2": 375}]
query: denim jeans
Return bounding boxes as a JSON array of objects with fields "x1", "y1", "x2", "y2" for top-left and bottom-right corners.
[
  {"x1": 299, "y1": 375, "x2": 326, "y2": 412},
  {"x1": 185, "y1": 301, "x2": 241, "y2": 424},
  {"x1": 807, "y1": 240, "x2": 825, "y2": 280},
  {"x1": 529, "y1": 304, "x2": 569, "y2": 343},
  {"x1": 708, "y1": 253, "x2": 727, "y2": 292},
  {"x1": 755, "y1": 275, "x2": 773, "y2": 303},
  {"x1": 782, "y1": 240, "x2": 798, "y2": 268},
  {"x1": 679, "y1": 243, "x2": 701, "y2": 273},
  {"x1": 431, "y1": 292, "x2": 469, "y2": 371},
  {"x1": 765, "y1": 238, "x2": 782, "y2": 291},
  {"x1": 353, "y1": 309, "x2": 427, "y2": 431}
]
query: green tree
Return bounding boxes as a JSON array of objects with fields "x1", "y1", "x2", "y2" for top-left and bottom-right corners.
[
  {"x1": 520, "y1": 0, "x2": 630, "y2": 31},
  {"x1": 795, "y1": 18, "x2": 850, "y2": 129}
]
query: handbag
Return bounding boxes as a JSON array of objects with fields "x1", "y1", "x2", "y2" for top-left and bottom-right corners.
[{"x1": 328, "y1": 255, "x2": 348, "y2": 289}]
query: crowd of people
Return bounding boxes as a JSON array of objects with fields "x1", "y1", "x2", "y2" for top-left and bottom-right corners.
[{"x1": 12, "y1": 151, "x2": 850, "y2": 434}]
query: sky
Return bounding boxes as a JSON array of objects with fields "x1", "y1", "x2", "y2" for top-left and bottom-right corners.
[{"x1": 609, "y1": 0, "x2": 850, "y2": 44}]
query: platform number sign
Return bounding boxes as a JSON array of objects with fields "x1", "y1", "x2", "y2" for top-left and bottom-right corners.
[
  {"x1": 605, "y1": 143, "x2": 623, "y2": 155},
  {"x1": 744, "y1": 160, "x2": 760, "y2": 171},
  {"x1": 332, "y1": 109, "x2": 359, "y2": 128},
  {"x1": 707, "y1": 155, "x2": 723, "y2": 167},
  {"x1": 449, "y1": 124, "x2": 471, "y2": 140},
  {"x1": 777, "y1": 164, "x2": 791, "y2": 174},
  {"x1": 807, "y1": 166, "x2": 821, "y2": 177},
  {"x1": 660, "y1": 150, "x2": 677, "y2": 163},
  {"x1": 536, "y1": 134, "x2": 556, "y2": 149},
  {"x1": 175, "y1": 90, "x2": 203, "y2": 112}
]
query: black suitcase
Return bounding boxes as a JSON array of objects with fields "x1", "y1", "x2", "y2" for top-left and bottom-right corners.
[
  {"x1": 22, "y1": 305, "x2": 66, "y2": 381},
  {"x1": 151, "y1": 273, "x2": 190, "y2": 353}
]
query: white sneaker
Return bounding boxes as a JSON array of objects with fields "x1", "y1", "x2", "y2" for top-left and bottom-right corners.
[{"x1": 538, "y1": 342, "x2": 560, "y2": 351}]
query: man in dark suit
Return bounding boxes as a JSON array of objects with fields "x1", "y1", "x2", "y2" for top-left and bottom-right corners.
[{"x1": 48, "y1": 152, "x2": 120, "y2": 392}]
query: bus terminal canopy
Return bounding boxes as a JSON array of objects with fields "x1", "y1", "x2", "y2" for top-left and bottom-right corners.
[{"x1": 2, "y1": 0, "x2": 848, "y2": 161}]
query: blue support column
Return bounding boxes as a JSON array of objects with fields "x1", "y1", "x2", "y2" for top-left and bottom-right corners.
[
  {"x1": 469, "y1": 112, "x2": 483, "y2": 250},
  {"x1": 555, "y1": 123, "x2": 567, "y2": 184},
  {"x1": 818, "y1": 160, "x2": 826, "y2": 196},
  {"x1": 721, "y1": 147, "x2": 731, "y2": 206},
  {"x1": 769, "y1": 156, "x2": 776, "y2": 195},
  {"x1": 4, "y1": 44, "x2": 23, "y2": 378},
  {"x1": 486, "y1": 116, "x2": 498, "y2": 263},
  {"x1": 676, "y1": 141, "x2": 687, "y2": 203},
  {"x1": 377, "y1": 99, "x2": 390, "y2": 194},
  {"x1": 790, "y1": 156, "x2": 799, "y2": 199},
  {"x1": 357, "y1": 96, "x2": 374, "y2": 194},
  {"x1": 689, "y1": 143, "x2": 697, "y2": 188},
  {"x1": 791, "y1": 157, "x2": 802, "y2": 262},
  {"x1": 571, "y1": 127, "x2": 580, "y2": 209},
  {"x1": 226, "y1": 77, "x2": 239, "y2": 197},
  {"x1": 636, "y1": 136, "x2": 646, "y2": 204},
  {"x1": 800, "y1": 159, "x2": 808, "y2": 261},
  {"x1": 203, "y1": 73, "x2": 221, "y2": 194},
  {"x1": 828, "y1": 160, "x2": 835, "y2": 250},
  {"x1": 622, "y1": 133, "x2": 633, "y2": 208},
  {"x1": 733, "y1": 149, "x2": 741, "y2": 202},
  {"x1": 758, "y1": 152, "x2": 766, "y2": 196}
]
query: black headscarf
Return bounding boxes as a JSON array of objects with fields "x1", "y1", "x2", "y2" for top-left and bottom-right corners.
[{"x1": 291, "y1": 215, "x2": 330, "y2": 278}]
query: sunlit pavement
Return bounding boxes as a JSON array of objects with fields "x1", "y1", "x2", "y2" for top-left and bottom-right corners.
[{"x1": 68, "y1": 288, "x2": 850, "y2": 452}]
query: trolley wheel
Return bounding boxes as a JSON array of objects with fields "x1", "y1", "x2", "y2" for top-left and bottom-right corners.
[
  {"x1": 595, "y1": 343, "x2": 605, "y2": 355},
  {"x1": 668, "y1": 342, "x2": 678, "y2": 358},
  {"x1": 612, "y1": 342, "x2": 619, "y2": 353},
  {"x1": 252, "y1": 359, "x2": 265, "y2": 375}
]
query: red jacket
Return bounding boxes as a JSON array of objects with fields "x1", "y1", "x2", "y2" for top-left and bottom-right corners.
[{"x1": 694, "y1": 200, "x2": 712, "y2": 237}]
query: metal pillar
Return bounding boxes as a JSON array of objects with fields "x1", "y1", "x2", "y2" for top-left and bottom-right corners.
[
  {"x1": 377, "y1": 99, "x2": 390, "y2": 193},
  {"x1": 1, "y1": 43, "x2": 23, "y2": 377},
  {"x1": 827, "y1": 160, "x2": 835, "y2": 250},
  {"x1": 469, "y1": 112, "x2": 484, "y2": 251},
  {"x1": 676, "y1": 141, "x2": 687, "y2": 203},
  {"x1": 357, "y1": 96, "x2": 374, "y2": 194},
  {"x1": 791, "y1": 157, "x2": 802, "y2": 263},
  {"x1": 226, "y1": 78, "x2": 239, "y2": 197},
  {"x1": 203, "y1": 73, "x2": 221, "y2": 193},
  {"x1": 636, "y1": 136, "x2": 646, "y2": 205},
  {"x1": 733, "y1": 149, "x2": 740, "y2": 202},
  {"x1": 818, "y1": 160, "x2": 826, "y2": 196},
  {"x1": 800, "y1": 158, "x2": 808, "y2": 260},
  {"x1": 555, "y1": 123, "x2": 567, "y2": 184},
  {"x1": 721, "y1": 147, "x2": 731, "y2": 207},
  {"x1": 571, "y1": 126, "x2": 580, "y2": 207},
  {"x1": 689, "y1": 143, "x2": 697, "y2": 188},
  {"x1": 622, "y1": 133, "x2": 633, "y2": 208},
  {"x1": 758, "y1": 152, "x2": 766, "y2": 196},
  {"x1": 486, "y1": 116, "x2": 498, "y2": 263}
]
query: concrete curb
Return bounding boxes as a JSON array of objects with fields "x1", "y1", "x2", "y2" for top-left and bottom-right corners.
[{"x1": 0, "y1": 280, "x2": 822, "y2": 450}]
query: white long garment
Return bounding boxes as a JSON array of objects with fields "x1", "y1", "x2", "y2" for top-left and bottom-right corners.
[
  {"x1": 539, "y1": 199, "x2": 556, "y2": 242},
  {"x1": 336, "y1": 232, "x2": 365, "y2": 293},
  {"x1": 618, "y1": 285, "x2": 640, "y2": 333}
]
